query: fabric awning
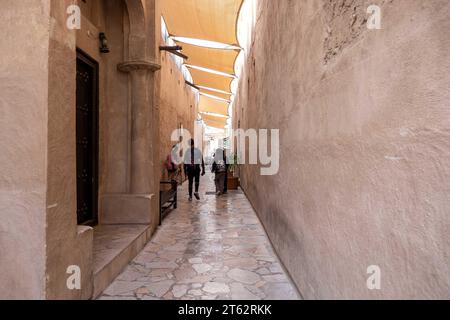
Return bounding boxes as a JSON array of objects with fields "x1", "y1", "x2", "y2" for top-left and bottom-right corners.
[
  {"x1": 201, "y1": 113, "x2": 229, "y2": 129},
  {"x1": 162, "y1": 0, "x2": 243, "y2": 128},
  {"x1": 199, "y1": 95, "x2": 229, "y2": 116},
  {"x1": 199, "y1": 89, "x2": 232, "y2": 101},
  {"x1": 161, "y1": 0, "x2": 244, "y2": 45},
  {"x1": 180, "y1": 42, "x2": 239, "y2": 75},
  {"x1": 189, "y1": 67, "x2": 234, "y2": 93}
]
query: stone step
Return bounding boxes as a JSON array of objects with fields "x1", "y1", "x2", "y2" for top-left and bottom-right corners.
[{"x1": 92, "y1": 225, "x2": 153, "y2": 299}]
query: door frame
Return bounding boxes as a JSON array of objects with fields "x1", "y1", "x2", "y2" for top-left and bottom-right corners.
[{"x1": 76, "y1": 48, "x2": 99, "y2": 226}]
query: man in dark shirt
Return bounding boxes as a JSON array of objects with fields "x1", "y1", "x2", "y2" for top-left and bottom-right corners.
[{"x1": 184, "y1": 139, "x2": 205, "y2": 201}]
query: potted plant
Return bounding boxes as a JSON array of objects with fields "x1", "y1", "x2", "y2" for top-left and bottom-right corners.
[{"x1": 227, "y1": 153, "x2": 240, "y2": 190}]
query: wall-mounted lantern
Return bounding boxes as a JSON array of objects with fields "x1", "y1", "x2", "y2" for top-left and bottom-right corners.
[{"x1": 99, "y1": 32, "x2": 110, "y2": 54}]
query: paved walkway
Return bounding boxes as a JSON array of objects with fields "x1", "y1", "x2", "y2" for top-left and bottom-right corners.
[{"x1": 100, "y1": 173, "x2": 300, "y2": 300}]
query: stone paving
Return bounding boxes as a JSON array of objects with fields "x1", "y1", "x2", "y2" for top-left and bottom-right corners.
[{"x1": 100, "y1": 173, "x2": 300, "y2": 300}]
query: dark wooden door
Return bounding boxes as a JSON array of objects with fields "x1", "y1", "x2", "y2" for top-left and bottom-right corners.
[{"x1": 76, "y1": 50, "x2": 99, "y2": 226}]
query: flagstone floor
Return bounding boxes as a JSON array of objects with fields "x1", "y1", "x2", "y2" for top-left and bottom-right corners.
[{"x1": 99, "y1": 173, "x2": 300, "y2": 300}]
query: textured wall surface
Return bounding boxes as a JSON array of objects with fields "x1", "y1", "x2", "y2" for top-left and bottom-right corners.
[
  {"x1": 157, "y1": 51, "x2": 197, "y2": 181},
  {"x1": 234, "y1": 0, "x2": 450, "y2": 299},
  {"x1": 44, "y1": 0, "x2": 102, "y2": 300},
  {"x1": 0, "y1": 0, "x2": 190, "y2": 299},
  {"x1": 46, "y1": 0, "x2": 161, "y2": 298},
  {"x1": 0, "y1": 0, "x2": 50, "y2": 299}
]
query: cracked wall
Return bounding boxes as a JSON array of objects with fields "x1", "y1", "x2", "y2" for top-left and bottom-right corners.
[{"x1": 323, "y1": 0, "x2": 393, "y2": 64}]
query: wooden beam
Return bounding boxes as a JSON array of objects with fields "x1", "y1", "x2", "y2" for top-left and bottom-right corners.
[
  {"x1": 185, "y1": 81, "x2": 200, "y2": 90},
  {"x1": 159, "y1": 45, "x2": 183, "y2": 51},
  {"x1": 159, "y1": 46, "x2": 188, "y2": 60}
]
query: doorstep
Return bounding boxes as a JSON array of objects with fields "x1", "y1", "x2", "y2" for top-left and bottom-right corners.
[{"x1": 92, "y1": 224, "x2": 152, "y2": 298}]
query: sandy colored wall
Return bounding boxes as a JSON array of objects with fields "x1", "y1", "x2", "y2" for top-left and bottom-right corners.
[
  {"x1": 0, "y1": 0, "x2": 50, "y2": 300},
  {"x1": 46, "y1": 0, "x2": 158, "y2": 298},
  {"x1": 46, "y1": 0, "x2": 160, "y2": 297},
  {"x1": 99, "y1": 0, "x2": 130, "y2": 196},
  {"x1": 44, "y1": 0, "x2": 107, "y2": 300},
  {"x1": 234, "y1": 0, "x2": 450, "y2": 299},
  {"x1": 157, "y1": 51, "x2": 198, "y2": 181},
  {"x1": 156, "y1": 0, "x2": 198, "y2": 177},
  {"x1": 46, "y1": 0, "x2": 136, "y2": 299}
]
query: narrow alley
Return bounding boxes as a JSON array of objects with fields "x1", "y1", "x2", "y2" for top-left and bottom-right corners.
[
  {"x1": 100, "y1": 174, "x2": 299, "y2": 300},
  {"x1": 1, "y1": 0, "x2": 450, "y2": 303}
]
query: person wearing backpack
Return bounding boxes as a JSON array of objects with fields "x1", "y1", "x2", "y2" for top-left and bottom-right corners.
[
  {"x1": 166, "y1": 145, "x2": 181, "y2": 183},
  {"x1": 211, "y1": 148, "x2": 228, "y2": 196}
]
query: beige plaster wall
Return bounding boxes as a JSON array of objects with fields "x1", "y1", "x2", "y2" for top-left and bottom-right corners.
[
  {"x1": 46, "y1": 0, "x2": 139, "y2": 298},
  {"x1": 157, "y1": 52, "x2": 198, "y2": 182},
  {"x1": 234, "y1": 0, "x2": 450, "y2": 299},
  {"x1": 155, "y1": 0, "x2": 198, "y2": 184},
  {"x1": 0, "y1": 0, "x2": 50, "y2": 300},
  {"x1": 44, "y1": 0, "x2": 102, "y2": 300},
  {"x1": 1, "y1": 0, "x2": 162, "y2": 299},
  {"x1": 98, "y1": 0, "x2": 130, "y2": 196},
  {"x1": 46, "y1": 0, "x2": 161, "y2": 297}
]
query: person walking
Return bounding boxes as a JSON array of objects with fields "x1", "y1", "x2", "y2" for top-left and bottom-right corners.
[
  {"x1": 212, "y1": 148, "x2": 228, "y2": 196},
  {"x1": 184, "y1": 139, "x2": 205, "y2": 201},
  {"x1": 223, "y1": 149, "x2": 229, "y2": 194},
  {"x1": 166, "y1": 145, "x2": 181, "y2": 184}
]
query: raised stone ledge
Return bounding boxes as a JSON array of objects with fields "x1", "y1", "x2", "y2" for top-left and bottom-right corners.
[{"x1": 117, "y1": 60, "x2": 161, "y2": 73}]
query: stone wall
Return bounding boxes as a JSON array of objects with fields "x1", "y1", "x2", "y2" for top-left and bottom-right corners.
[{"x1": 234, "y1": 0, "x2": 450, "y2": 299}]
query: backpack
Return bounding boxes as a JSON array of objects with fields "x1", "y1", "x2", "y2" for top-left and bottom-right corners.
[{"x1": 216, "y1": 160, "x2": 227, "y2": 173}]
